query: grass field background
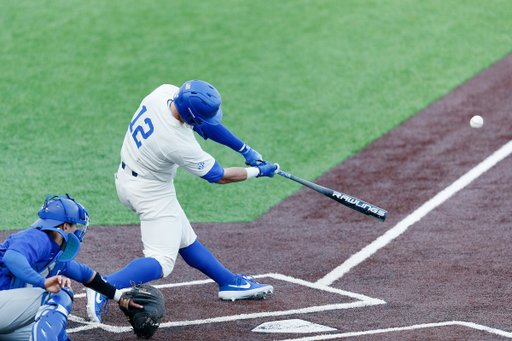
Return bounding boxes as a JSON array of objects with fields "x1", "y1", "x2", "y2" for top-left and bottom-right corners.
[{"x1": 1, "y1": 0, "x2": 511, "y2": 229}]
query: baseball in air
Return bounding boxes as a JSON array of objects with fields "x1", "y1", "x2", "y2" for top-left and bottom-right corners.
[{"x1": 470, "y1": 115, "x2": 483, "y2": 129}]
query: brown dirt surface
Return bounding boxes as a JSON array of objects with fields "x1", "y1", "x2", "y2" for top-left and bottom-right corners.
[{"x1": 2, "y1": 52, "x2": 512, "y2": 340}]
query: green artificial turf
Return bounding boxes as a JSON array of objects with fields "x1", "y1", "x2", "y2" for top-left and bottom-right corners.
[{"x1": 1, "y1": 0, "x2": 511, "y2": 229}]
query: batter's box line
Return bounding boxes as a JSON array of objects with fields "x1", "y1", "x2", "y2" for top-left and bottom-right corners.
[
  {"x1": 278, "y1": 321, "x2": 512, "y2": 340},
  {"x1": 67, "y1": 273, "x2": 385, "y2": 334}
]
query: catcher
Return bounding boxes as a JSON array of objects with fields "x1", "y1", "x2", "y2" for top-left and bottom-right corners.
[
  {"x1": 0, "y1": 194, "x2": 144, "y2": 341},
  {"x1": 119, "y1": 284, "x2": 165, "y2": 339}
]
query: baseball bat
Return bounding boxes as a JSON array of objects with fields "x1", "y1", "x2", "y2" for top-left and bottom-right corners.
[{"x1": 277, "y1": 169, "x2": 387, "y2": 222}]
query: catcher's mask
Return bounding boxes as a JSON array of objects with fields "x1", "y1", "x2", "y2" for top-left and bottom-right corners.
[
  {"x1": 31, "y1": 194, "x2": 90, "y2": 262},
  {"x1": 173, "y1": 80, "x2": 223, "y2": 127}
]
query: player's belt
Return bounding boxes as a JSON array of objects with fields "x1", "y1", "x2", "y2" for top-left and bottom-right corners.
[{"x1": 121, "y1": 162, "x2": 138, "y2": 177}]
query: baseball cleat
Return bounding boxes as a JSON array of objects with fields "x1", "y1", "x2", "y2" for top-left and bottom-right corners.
[
  {"x1": 86, "y1": 287, "x2": 108, "y2": 323},
  {"x1": 218, "y1": 274, "x2": 273, "y2": 301}
]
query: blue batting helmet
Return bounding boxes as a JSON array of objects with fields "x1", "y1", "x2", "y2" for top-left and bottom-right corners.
[
  {"x1": 173, "y1": 80, "x2": 223, "y2": 127},
  {"x1": 31, "y1": 194, "x2": 90, "y2": 243}
]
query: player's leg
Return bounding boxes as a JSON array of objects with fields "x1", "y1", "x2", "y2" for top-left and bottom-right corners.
[
  {"x1": 87, "y1": 171, "x2": 175, "y2": 322},
  {"x1": 87, "y1": 215, "x2": 182, "y2": 322},
  {"x1": 31, "y1": 287, "x2": 74, "y2": 341},
  {"x1": 177, "y1": 208, "x2": 273, "y2": 301},
  {"x1": 103, "y1": 257, "x2": 162, "y2": 289},
  {"x1": 0, "y1": 288, "x2": 45, "y2": 340},
  {"x1": 177, "y1": 204, "x2": 234, "y2": 285},
  {"x1": 0, "y1": 325, "x2": 32, "y2": 341},
  {"x1": 88, "y1": 167, "x2": 164, "y2": 321},
  {"x1": 119, "y1": 171, "x2": 189, "y2": 279},
  {"x1": 179, "y1": 239, "x2": 234, "y2": 285}
]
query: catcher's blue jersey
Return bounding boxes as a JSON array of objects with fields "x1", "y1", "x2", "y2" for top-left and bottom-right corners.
[{"x1": 0, "y1": 228, "x2": 71, "y2": 290}]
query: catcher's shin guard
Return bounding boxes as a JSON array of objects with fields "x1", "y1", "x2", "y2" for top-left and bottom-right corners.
[{"x1": 31, "y1": 287, "x2": 74, "y2": 341}]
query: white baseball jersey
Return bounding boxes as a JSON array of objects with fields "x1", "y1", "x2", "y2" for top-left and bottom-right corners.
[
  {"x1": 120, "y1": 84, "x2": 216, "y2": 182},
  {"x1": 117, "y1": 84, "x2": 216, "y2": 277}
]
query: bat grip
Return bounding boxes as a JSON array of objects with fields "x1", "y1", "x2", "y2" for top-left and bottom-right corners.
[{"x1": 277, "y1": 170, "x2": 292, "y2": 179}]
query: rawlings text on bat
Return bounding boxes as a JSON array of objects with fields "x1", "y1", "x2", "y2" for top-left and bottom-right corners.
[{"x1": 277, "y1": 170, "x2": 387, "y2": 222}]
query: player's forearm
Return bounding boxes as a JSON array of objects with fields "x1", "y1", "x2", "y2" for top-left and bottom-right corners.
[
  {"x1": 84, "y1": 272, "x2": 122, "y2": 302},
  {"x1": 216, "y1": 167, "x2": 252, "y2": 184}
]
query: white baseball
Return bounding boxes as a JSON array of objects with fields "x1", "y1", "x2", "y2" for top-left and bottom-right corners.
[{"x1": 470, "y1": 115, "x2": 483, "y2": 129}]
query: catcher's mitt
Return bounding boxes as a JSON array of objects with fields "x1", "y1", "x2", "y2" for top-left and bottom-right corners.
[{"x1": 119, "y1": 284, "x2": 165, "y2": 339}]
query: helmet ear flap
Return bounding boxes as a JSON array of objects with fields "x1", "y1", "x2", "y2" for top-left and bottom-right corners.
[{"x1": 57, "y1": 232, "x2": 81, "y2": 262}]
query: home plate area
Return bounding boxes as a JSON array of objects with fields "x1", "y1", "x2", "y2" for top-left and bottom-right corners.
[
  {"x1": 66, "y1": 273, "x2": 385, "y2": 336},
  {"x1": 252, "y1": 319, "x2": 337, "y2": 333}
]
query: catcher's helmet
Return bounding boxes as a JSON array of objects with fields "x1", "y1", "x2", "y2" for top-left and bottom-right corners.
[
  {"x1": 173, "y1": 80, "x2": 223, "y2": 127},
  {"x1": 31, "y1": 194, "x2": 89, "y2": 243}
]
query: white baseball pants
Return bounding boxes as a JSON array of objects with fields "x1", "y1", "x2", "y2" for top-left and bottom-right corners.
[{"x1": 115, "y1": 162, "x2": 197, "y2": 277}]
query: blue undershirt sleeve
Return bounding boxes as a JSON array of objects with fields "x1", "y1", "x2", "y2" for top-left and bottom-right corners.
[
  {"x1": 201, "y1": 160, "x2": 225, "y2": 183},
  {"x1": 61, "y1": 260, "x2": 94, "y2": 284},
  {"x1": 193, "y1": 123, "x2": 245, "y2": 152},
  {"x1": 3, "y1": 250, "x2": 46, "y2": 289}
]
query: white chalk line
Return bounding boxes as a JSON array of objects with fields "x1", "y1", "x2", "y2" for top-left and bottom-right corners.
[
  {"x1": 73, "y1": 273, "x2": 382, "y2": 302},
  {"x1": 67, "y1": 273, "x2": 385, "y2": 334},
  {"x1": 316, "y1": 140, "x2": 512, "y2": 286},
  {"x1": 72, "y1": 278, "x2": 215, "y2": 299},
  {"x1": 278, "y1": 321, "x2": 512, "y2": 340}
]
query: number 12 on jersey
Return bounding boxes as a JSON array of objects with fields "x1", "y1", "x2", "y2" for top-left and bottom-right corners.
[{"x1": 130, "y1": 105, "x2": 154, "y2": 149}]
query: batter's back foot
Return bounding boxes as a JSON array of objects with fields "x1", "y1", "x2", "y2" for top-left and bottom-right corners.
[{"x1": 218, "y1": 274, "x2": 273, "y2": 301}]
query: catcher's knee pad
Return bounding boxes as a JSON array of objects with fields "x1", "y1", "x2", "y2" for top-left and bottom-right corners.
[{"x1": 31, "y1": 287, "x2": 74, "y2": 341}]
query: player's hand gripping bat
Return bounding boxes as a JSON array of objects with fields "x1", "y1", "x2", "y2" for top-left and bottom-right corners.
[{"x1": 275, "y1": 167, "x2": 387, "y2": 222}]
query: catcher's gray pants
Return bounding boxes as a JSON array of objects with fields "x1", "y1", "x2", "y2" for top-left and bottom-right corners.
[{"x1": 0, "y1": 287, "x2": 45, "y2": 340}]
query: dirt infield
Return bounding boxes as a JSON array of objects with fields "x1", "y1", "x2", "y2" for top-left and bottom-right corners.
[{"x1": 2, "y1": 52, "x2": 512, "y2": 340}]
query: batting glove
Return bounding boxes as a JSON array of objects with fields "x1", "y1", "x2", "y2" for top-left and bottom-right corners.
[
  {"x1": 240, "y1": 144, "x2": 263, "y2": 166},
  {"x1": 256, "y1": 161, "x2": 279, "y2": 178}
]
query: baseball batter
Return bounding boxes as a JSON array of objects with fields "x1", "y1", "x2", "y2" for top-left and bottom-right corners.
[
  {"x1": 87, "y1": 80, "x2": 278, "y2": 322},
  {"x1": 0, "y1": 195, "x2": 141, "y2": 341}
]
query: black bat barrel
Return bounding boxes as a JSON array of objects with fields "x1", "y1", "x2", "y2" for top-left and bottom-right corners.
[{"x1": 277, "y1": 170, "x2": 387, "y2": 222}]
